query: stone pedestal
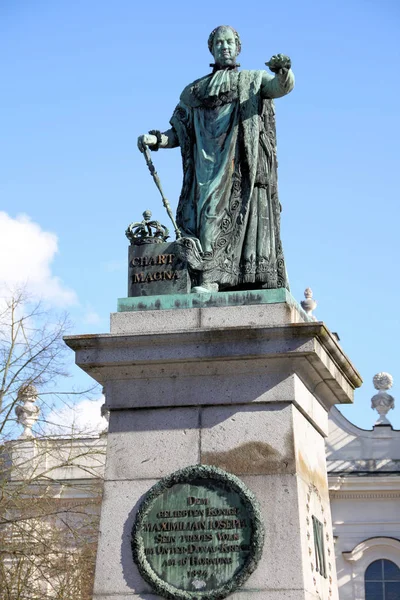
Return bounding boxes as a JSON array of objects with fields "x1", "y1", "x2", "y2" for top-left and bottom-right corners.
[{"x1": 65, "y1": 294, "x2": 361, "y2": 600}]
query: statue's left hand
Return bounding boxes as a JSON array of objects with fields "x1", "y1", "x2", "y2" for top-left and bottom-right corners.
[{"x1": 266, "y1": 54, "x2": 291, "y2": 74}]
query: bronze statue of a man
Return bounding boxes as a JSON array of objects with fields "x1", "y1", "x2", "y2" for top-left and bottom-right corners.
[{"x1": 138, "y1": 26, "x2": 294, "y2": 293}]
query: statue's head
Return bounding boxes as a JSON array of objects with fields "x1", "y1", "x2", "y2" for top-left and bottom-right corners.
[
  {"x1": 17, "y1": 384, "x2": 38, "y2": 403},
  {"x1": 208, "y1": 26, "x2": 241, "y2": 68}
]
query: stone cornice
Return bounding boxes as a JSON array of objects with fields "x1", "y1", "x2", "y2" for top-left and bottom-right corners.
[
  {"x1": 65, "y1": 321, "x2": 361, "y2": 389},
  {"x1": 329, "y1": 406, "x2": 400, "y2": 437},
  {"x1": 331, "y1": 491, "x2": 400, "y2": 500},
  {"x1": 343, "y1": 537, "x2": 400, "y2": 562},
  {"x1": 327, "y1": 459, "x2": 400, "y2": 473},
  {"x1": 64, "y1": 320, "x2": 361, "y2": 412},
  {"x1": 328, "y1": 474, "x2": 400, "y2": 498}
]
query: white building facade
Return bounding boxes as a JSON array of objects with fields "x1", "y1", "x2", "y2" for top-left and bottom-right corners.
[{"x1": 327, "y1": 404, "x2": 400, "y2": 600}]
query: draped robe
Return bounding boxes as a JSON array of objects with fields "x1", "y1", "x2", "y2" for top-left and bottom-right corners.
[{"x1": 170, "y1": 68, "x2": 293, "y2": 290}]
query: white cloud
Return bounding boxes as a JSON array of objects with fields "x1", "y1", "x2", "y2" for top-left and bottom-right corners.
[
  {"x1": 82, "y1": 305, "x2": 102, "y2": 325},
  {"x1": 0, "y1": 212, "x2": 77, "y2": 306},
  {"x1": 44, "y1": 397, "x2": 107, "y2": 437}
]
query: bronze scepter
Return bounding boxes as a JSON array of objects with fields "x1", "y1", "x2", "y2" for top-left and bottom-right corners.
[{"x1": 142, "y1": 146, "x2": 182, "y2": 240}]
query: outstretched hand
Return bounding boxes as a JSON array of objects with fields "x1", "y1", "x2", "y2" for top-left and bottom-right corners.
[
  {"x1": 265, "y1": 54, "x2": 291, "y2": 74},
  {"x1": 137, "y1": 134, "x2": 158, "y2": 153}
]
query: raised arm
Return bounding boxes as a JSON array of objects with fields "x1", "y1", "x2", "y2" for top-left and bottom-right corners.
[
  {"x1": 137, "y1": 128, "x2": 179, "y2": 153},
  {"x1": 261, "y1": 54, "x2": 295, "y2": 99}
]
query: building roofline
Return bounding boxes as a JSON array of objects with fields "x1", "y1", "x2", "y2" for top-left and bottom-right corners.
[{"x1": 329, "y1": 406, "x2": 400, "y2": 437}]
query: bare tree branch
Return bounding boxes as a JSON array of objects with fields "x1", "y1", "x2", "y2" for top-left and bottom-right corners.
[{"x1": 0, "y1": 291, "x2": 105, "y2": 599}]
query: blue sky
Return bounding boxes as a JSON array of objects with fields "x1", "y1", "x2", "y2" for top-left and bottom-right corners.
[{"x1": 1, "y1": 0, "x2": 399, "y2": 429}]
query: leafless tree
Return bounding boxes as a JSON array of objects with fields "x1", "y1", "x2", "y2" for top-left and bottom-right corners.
[{"x1": 0, "y1": 291, "x2": 105, "y2": 599}]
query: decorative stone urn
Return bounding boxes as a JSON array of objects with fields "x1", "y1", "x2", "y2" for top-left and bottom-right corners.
[
  {"x1": 300, "y1": 288, "x2": 317, "y2": 321},
  {"x1": 371, "y1": 372, "x2": 395, "y2": 426},
  {"x1": 15, "y1": 384, "x2": 40, "y2": 438}
]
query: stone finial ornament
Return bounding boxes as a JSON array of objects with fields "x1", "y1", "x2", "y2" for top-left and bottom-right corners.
[
  {"x1": 373, "y1": 372, "x2": 394, "y2": 390},
  {"x1": 100, "y1": 388, "x2": 110, "y2": 435},
  {"x1": 371, "y1": 372, "x2": 394, "y2": 426},
  {"x1": 15, "y1": 384, "x2": 40, "y2": 438},
  {"x1": 125, "y1": 210, "x2": 169, "y2": 245},
  {"x1": 301, "y1": 288, "x2": 317, "y2": 321}
]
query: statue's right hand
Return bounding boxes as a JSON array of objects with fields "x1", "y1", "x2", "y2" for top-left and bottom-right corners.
[{"x1": 137, "y1": 134, "x2": 158, "y2": 153}]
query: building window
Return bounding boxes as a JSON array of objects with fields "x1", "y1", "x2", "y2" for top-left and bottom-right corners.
[
  {"x1": 312, "y1": 515, "x2": 327, "y2": 578},
  {"x1": 365, "y1": 559, "x2": 400, "y2": 600}
]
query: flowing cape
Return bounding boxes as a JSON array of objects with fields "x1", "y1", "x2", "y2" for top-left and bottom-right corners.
[{"x1": 170, "y1": 70, "x2": 288, "y2": 290}]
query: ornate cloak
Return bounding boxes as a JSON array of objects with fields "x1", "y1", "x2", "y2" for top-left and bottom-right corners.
[{"x1": 170, "y1": 69, "x2": 288, "y2": 290}]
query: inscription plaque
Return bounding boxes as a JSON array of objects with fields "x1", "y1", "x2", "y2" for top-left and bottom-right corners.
[
  {"x1": 128, "y1": 241, "x2": 191, "y2": 297},
  {"x1": 131, "y1": 465, "x2": 264, "y2": 600}
]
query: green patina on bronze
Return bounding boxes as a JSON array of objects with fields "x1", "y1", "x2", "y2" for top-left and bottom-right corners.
[
  {"x1": 137, "y1": 25, "x2": 295, "y2": 293},
  {"x1": 131, "y1": 465, "x2": 264, "y2": 600},
  {"x1": 128, "y1": 241, "x2": 191, "y2": 297},
  {"x1": 119, "y1": 286, "x2": 298, "y2": 311},
  {"x1": 117, "y1": 288, "x2": 313, "y2": 321}
]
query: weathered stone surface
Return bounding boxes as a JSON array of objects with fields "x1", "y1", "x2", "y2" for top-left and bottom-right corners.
[
  {"x1": 93, "y1": 472, "x2": 324, "y2": 599},
  {"x1": 93, "y1": 479, "x2": 158, "y2": 597},
  {"x1": 292, "y1": 406, "x2": 329, "y2": 494},
  {"x1": 128, "y1": 242, "x2": 190, "y2": 297},
  {"x1": 65, "y1": 301, "x2": 361, "y2": 600},
  {"x1": 240, "y1": 474, "x2": 304, "y2": 592},
  {"x1": 66, "y1": 316, "x2": 361, "y2": 413},
  {"x1": 104, "y1": 367, "x2": 303, "y2": 417},
  {"x1": 296, "y1": 474, "x2": 337, "y2": 599},
  {"x1": 111, "y1": 299, "x2": 308, "y2": 335},
  {"x1": 105, "y1": 408, "x2": 200, "y2": 481},
  {"x1": 201, "y1": 404, "x2": 296, "y2": 476},
  {"x1": 111, "y1": 308, "x2": 201, "y2": 335}
]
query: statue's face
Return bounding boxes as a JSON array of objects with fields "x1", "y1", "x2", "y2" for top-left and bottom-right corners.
[{"x1": 212, "y1": 27, "x2": 237, "y2": 67}]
